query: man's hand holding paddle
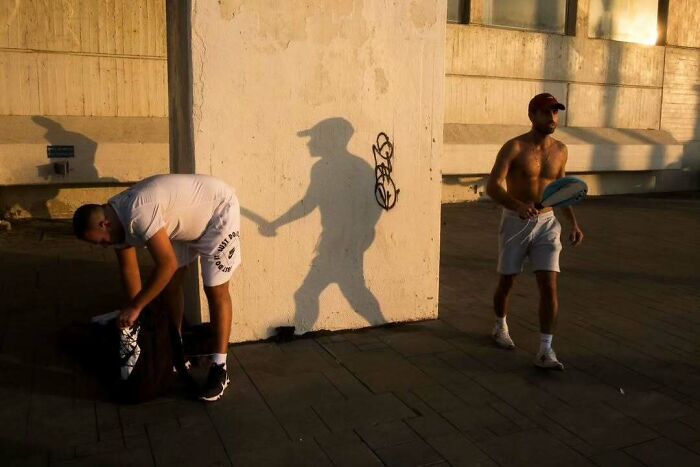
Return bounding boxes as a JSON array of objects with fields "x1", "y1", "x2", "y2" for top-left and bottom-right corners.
[{"x1": 516, "y1": 202, "x2": 539, "y2": 220}]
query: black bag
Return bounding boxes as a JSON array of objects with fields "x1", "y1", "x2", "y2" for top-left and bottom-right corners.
[{"x1": 92, "y1": 304, "x2": 184, "y2": 403}]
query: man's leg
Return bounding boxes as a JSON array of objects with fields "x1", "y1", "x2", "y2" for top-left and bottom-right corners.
[
  {"x1": 198, "y1": 281, "x2": 232, "y2": 402},
  {"x1": 293, "y1": 258, "x2": 332, "y2": 331},
  {"x1": 494, "y1": 274, "x2": 515, "y2": 318},
  {"x1": 534, "y1": 270, "x2": 563, "y2": 370},
  {"x1": 162, "y1": 266, "x2": 186, "y2": 334},
  {"x1": 492, "y1": 274, "x2": 516, "y2": 349},
  {"x1": 535, "y1": 271, "x2": 558, "y2": 334},
  {"x1": 203, "y1": 281, "x2": 232, "y2": 355}
]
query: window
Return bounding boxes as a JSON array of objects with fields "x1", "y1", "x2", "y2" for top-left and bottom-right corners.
[
  {"x1": 447, "y1": 0, "x2": 468, "y2": 24},
  {"x1": 448, "y1": 1, "x2": 571, "y2": 34},
  {"x1": 588, "y1": 0, "x2": 660, "y2": 45},
  {"x1": 482, "y1": 0, "x2": 568, "y2": 33}
]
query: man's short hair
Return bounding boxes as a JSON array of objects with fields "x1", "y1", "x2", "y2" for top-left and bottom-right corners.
[{"x1": 72, "y1": 204, "x2": 102, "y2": 239}]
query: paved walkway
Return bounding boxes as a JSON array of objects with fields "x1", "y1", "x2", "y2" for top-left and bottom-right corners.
[{"x1": 1, "y1": 195, "x2": 699, "y2": 466}]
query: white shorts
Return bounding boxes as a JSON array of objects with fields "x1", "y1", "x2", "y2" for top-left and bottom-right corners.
[
  {"x1": 171, "y1": 194, "x2": 241, "y2": 287},
  {"x1": 497, "y1": 209, "x2": 562, "y2": 275}
]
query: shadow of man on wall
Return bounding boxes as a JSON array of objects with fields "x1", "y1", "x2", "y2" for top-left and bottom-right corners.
[
  {"x1": 33, "y1": 115, "x2": 99, "y2": 179},
  {"x1": 260, "y1": 117, "x2": 385, "y2": 332},
  {"x1": 23, "y1": 116, "x2": 101, "y2": 219}
]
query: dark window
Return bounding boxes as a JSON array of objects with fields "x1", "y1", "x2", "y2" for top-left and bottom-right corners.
[
  {"x1": 447, "y1": 0, "x2": 468, "y2": 24},
  {"x1": 482, "y1": 0, "x2": 568, "y2": 33}
]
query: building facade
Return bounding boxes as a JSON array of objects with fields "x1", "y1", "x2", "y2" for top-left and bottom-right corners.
[
  {"x1": 443, "y1": 0, "x2": 700, "y2": 201},
  {"x1": 1, "y1": 0, "x2": 698, "y2": 340}
]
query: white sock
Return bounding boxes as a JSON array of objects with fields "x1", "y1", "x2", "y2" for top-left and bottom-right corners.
[
  {"x1": 539, "y1": 333, "x2": 553, "y2": 353},
  {"x1": 496, "y1": 316, "x2": 507, "y2": 329},
  {"x1": 211, "y1": 353, "x2": 227, "y2": 368}
]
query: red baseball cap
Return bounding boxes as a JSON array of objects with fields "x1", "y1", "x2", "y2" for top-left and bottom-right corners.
[{"x1": 528, "y1": 93, "x2": 566, "y2": 114}]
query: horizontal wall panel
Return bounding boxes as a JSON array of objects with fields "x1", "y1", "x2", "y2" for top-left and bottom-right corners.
[
  {"x1": 567, "y1": 84, "x2": 661, "y2": 129},
  {"x1": 661, "y1": 47, "x2": 700, "y2": 142},
  {"x1": 0, "y1": 50, "x2": 167, "y2": 117},
  {"x1": 446, "y1": 24, "x2": 664, "y2": 87},
  {"x1": 0, "y1": 0, "x2": 166, "y2": 57},
  {"x1": 445, "y1": 76, "x2": 567, "y2": 125}
]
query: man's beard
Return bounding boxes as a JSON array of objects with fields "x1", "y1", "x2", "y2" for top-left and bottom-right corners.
[{"x1": 537, "y1": 125, "x2": 556, "y2": 135}]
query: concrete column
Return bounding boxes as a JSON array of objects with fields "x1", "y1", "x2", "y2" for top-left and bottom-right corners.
[{"x1": 166, "y1": 0, "x2": 447, "y2": 342}]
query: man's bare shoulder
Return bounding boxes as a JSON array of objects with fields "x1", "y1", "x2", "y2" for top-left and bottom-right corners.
[
  {"x1": 551, "y1": 137, "x2": 567, "y2": 152},
  {"x1": 499, "y1": 134, "x2": 528, "y2": 155}
]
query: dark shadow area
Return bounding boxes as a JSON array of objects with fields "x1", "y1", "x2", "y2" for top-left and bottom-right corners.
[
  {"x1": 682, "y1": 81, "x2": 700, "y2": 187},
  {"x1": 32, "y1": 116, "x2": 98, "y2": 181},
  {"x1": 1, "y1": 199, "x2": 700, "y2": 464},
  {"x1": 14, "y1": 116, "x2": 116, "y2": 220},
  {"x1": 0, "y1": 220, "x2": 147, "y2": 401},
  {"x1": 259, "y1": 118, "x2": 385, "y2": 332}
]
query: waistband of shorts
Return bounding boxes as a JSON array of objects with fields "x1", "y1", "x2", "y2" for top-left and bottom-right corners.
[{"x1": 502, "y1": 208, "x2": 555, "y2": 220}]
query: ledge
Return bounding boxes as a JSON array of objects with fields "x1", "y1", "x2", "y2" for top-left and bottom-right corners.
[
  {"x1": 443, "y1": 124, "x2": 686, "y2": 175},
  {"x1": 0, "y1": 115, "x2": 169, "y2": 186}
]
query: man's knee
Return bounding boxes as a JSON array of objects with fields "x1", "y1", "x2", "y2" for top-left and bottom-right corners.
[
  {"x1": 164, "y1": 267, "x2": 186, "y2": 291},
  {"x1": 204, "y1": 282, "x2": 231, "y2": 306},
  {"x1": 497, "y1": 275, "x2": 516, "y2": 294},
  {"x1": 536, "y1": 272, "x2": 558, "y2": 297}
]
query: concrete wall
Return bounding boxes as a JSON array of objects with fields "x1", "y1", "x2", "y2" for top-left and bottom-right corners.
[
  {"x1": 446, "y1": 0, "x2": 666, "y2": 128},
  {"x1": 0, "y1": 115, "x2": 168, "y2": 218},
  {"x1": 0, "y1": 0, "x2": 170, "y2": 217},
  {"x1": 170, "y1": 0, "x2": 446, "y2": 342},
  {"x1": 667, "y1": 0, "x2": 700, "y2": 49},
  {"x1": 443, "y1": 0, "x2": 700, "y2": 200},
  {"x1": 0, "y1": 0, "x2": 168, "y2": 117}
]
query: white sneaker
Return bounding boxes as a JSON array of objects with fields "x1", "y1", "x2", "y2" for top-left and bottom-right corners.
[
  {"x1": 492, "y1": 325, "x2": 515, "y2": 349},
  {"x1": 534, "y1": 348, "x2": 564, "y2": 371}
]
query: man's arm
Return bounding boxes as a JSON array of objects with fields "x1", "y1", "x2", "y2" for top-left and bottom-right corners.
[
  {"x1": 118, "y1": 228, "x2": 179, "y2": 328},
  {"x1": 486, "y1": 140, "x2": 538, "y2": 219},
  {"x1": 557, "y1": 146, "x2": 584, "y2": 246},
  {"x1": 261, "y1": 173, "x2": 319, "y2": 236},
  {"x1": 115, "y1": 246, "x2": 141, "y2": 300}
]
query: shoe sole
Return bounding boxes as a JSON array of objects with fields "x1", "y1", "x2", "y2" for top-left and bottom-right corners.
[
  {"x1": 492, "y1": 336, "x2": 515, "y2": 350},
  {"x1": 199, "y1": 378, "x2": 230, "y2": 402},
  {"x1": 534, "y1": 362, "x2": 564, "y2": 371}
]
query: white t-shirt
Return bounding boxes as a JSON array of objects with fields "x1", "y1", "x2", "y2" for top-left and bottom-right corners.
[{"x1": 108, "y1": 174, "x2": 234, "y2": 248}]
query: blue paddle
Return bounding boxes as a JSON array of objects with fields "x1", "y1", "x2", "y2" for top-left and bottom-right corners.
[{"x1": 535, "y1": 177, "x2": 588, "y2": 210}]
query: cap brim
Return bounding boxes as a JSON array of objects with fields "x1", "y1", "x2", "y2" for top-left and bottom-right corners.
[
  {"x1": 553, "y1": 103, "x2": 566, "y2": 111},
  {"x1": 297, "y1": 129, "x2": 312, "y2": 137}
]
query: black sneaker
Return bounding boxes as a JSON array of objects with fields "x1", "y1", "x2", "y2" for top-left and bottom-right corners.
[{"x1": 199, "y1": 363, "x2": 230, "y2": 402}]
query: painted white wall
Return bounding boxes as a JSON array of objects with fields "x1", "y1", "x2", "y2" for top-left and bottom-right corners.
[{"x1": 173, "y1": 0, "x2": 447, "y2": 341}]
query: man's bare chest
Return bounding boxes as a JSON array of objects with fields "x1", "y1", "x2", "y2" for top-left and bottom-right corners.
[{"x1": 513, "y1": 148, "x2": 563, "y2": 179}]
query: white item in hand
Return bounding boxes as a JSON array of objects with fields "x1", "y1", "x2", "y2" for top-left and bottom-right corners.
[
  {"x1": 90, "y1": 310, "x2": 120, "y2": 325},
  {"x1": 119, "y1": 324, "x2": 141, "y2": 380}
]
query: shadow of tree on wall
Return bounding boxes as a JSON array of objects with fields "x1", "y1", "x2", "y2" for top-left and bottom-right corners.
[{"x1": 258, "y1": 117, "x2": 386, "y2": 333}]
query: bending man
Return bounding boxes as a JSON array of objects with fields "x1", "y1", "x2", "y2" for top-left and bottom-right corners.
[{"x1": 73, "y1": 174, "x2": 241, "y2": 401}]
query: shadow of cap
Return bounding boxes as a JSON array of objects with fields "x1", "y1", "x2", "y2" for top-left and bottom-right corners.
[
  {"x1": 31, "y1": 115, "x2": 63, "y2": 130},
  {"x1": 297, "y1": 117, "x2": 354, "y2": 141}
]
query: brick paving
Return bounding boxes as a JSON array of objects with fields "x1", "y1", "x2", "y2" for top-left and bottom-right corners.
[{"x1": 1, "y1": 194, "x2": 699, "y2": 466}]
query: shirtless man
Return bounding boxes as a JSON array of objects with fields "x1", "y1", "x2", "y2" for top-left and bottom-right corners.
[
  {"x1": 485, "y1": 93, "x2": 584, "y2": 370},
  {"x1": 72, "y1": 174, "x2": 241, "y2": 400}
]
